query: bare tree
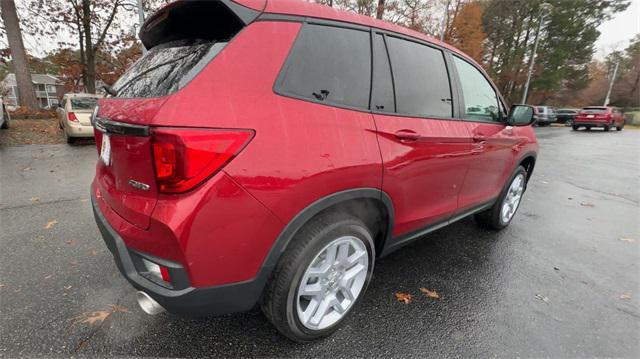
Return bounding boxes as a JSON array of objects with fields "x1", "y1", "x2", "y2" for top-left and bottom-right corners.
[{"x1": 0, "y1": 0, "x2": 38, "y2": 109}]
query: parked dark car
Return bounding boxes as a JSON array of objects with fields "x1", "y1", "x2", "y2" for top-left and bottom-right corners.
[
  {"x1": 556, "y1": 108, "x2": 579, "y2": 125},
  {"x1": 573, "y1": 106, "x2": 624, "y2": 131},
  {"x1": 91, "y1": 0, "x2": 539, "y2": 342},
  {"x1": 533, "y1": 106, "x2": 557, "y2": 126}
]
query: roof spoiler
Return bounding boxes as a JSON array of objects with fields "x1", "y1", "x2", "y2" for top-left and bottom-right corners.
[{"x1": 139, "y1": 0, "x2": 263, "y2": 50}]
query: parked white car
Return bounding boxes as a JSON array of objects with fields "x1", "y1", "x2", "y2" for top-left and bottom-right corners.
[{"x1": 56, "y1": 93, "x2": 101, "y2": 143}]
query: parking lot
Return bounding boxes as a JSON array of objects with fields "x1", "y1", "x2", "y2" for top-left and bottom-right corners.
[{"x1": 1, "y1": 126, "x2": 638, "y2": 357}]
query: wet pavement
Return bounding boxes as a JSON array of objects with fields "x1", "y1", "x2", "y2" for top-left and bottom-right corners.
[{"x1": 1, "y1": 127, "x2": 639, "y2": 357}]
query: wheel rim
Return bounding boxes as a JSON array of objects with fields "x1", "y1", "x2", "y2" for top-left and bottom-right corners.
[
  {"x1": 501, "y1": 174, "x2": 525, "y2": 224},
  {"x1": 296, "y1": 236, "x2": 368, "y2": 330}
]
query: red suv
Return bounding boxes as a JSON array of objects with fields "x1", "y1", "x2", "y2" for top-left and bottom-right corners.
[
  {"x1": 91, "y1": 0, "x2": 538, "y2": 341},
  {"x1": 572, "y1": 106, "x2": 625, "y2": 131}
]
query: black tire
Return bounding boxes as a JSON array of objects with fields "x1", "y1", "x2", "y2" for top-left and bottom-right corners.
[
  {"x1": 66, "y1": 132, "x2": 75, "y2": 144},
  {"x1": 616, "y1": 125, "x2": 623, "y2": 131},
  {"x1": 586, "y1": 127, "x2": 591, "y2": 131},
  {"x1": 261, "y1": 212, "x2": 375, "y2": 342},
  {"x1": 572, "y1": 125, "x2": 578, "y2": 131},
  {"x1": 0, "y1": 119, "x2": 8, "y2": 129},
  {"x1": 475, "y1": 166, "x2": 528, "y2": 230},
  {"x1": 604, "y1": 125, "x2": 610, "y2": 132}
]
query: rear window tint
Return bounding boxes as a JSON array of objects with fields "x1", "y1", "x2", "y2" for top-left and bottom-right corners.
[
  {"x1": 277, "y1": 24, "x2": 371, "y2": 109},
  {"x1": 582, "y1": 107, "x2": 608, "y2": 113},
  {"x1": 386, "y1": 36, "x2": 452, "y2": 118},
  {"x1": 113, "y1": 41, "x2": 226, "y2": 98},
  {"x1": 71, "y1": 97, "x2": 98, "y2": 109}
]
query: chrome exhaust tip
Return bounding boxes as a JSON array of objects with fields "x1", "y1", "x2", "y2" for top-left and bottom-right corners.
[{"x1": 136, "y1": 291, "x2": 165, "y2": 315}]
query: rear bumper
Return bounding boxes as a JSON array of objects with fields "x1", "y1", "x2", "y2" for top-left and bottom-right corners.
[
  {"x1": 92, "y1": 192, "x2": 269, "y2": 317},
  {"x1": 66, "y1": 122, "x2": 94, "y2": 137},
  {"x1": 573, "y1": 121, "x2": 610, "y2": 127}
]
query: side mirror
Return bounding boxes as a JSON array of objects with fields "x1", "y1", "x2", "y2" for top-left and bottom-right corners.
[{"x1": 507, "y1": 104, "x2": 535, "y2": 126}]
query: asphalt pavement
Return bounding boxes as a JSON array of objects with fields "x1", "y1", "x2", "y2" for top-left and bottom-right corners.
[{"x1": 1, "y1": 127, "x2": 639, "y2": 357}]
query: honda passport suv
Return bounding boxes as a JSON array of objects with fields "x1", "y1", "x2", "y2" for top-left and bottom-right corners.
[{"x1": 91, "y1": 0, "x2": 538, "y2": 342}]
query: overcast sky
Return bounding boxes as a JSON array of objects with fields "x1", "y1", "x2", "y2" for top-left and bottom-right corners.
[
  {"x1": 595, "y1": 0, "x2": 640, "y2": 58},
  {"x1": 1, "y1": 0, "x2": 639, "y2": 61}
]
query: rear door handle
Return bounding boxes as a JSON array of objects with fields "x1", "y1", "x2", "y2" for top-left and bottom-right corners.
[
  {"x1": 473, "y1": 135, "x2": 487, "y2": 142},
  {"x1": 394, "y1": 130, "x2": 420, "y2": 142}
]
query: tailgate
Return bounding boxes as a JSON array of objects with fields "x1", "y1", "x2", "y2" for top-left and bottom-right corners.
[{"x1": 94, "y1": 97, "x2": 167, "y2": 229}]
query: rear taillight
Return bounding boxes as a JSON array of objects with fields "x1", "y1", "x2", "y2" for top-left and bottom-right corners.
[
  {"x1": 151, "y1": 128, "x2": 254, "y2": 194},
  {"x1": 68, "y1": 112, "x2": 79, "y2": 122}
]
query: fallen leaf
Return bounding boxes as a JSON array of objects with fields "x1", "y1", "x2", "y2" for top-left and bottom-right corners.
[
  {"x1": 395, "y1": 292, "x2": 412, "y2": 304},
  {"x1": 580, "y1": 202, "x2": 595, "y2": 208},
  {"x1": 64, "y1": 285, "x2": 72, "y2": 290},
  {"x1": 30, "y1": 197, "x2": 40, "y2": 203},
  {"x1": 44, "y1": 220, "x2": 58, "y2": 229},
  {"x1": 620, "y1": 293, "x2": 632, "y2": 300},
  {"x1": 73, "y1": 311, "x2": 111, "y2": 326},
  {"x1": 22, "y1": 167, "x2": 32, "y2": 171},
  {"x1": 567, "y1": 197, "x2": 573, "y2": 200},
  {"x1": 66, "y1": 240, "x2": 76, "y2": 246},
  {"x1": 109, "y1": 304, "x2": 129, "y2": 313},
  {"x1": 44, "y1": 274, "x2": 52, "y2": 280},
  {"x1": 90, "y1": 250, "x2": 98, "y2": 256},
  {"x1": 71, "y1": 304, "x2": 129, "y2": 326},
  {"x1": 0, "y1": 283, "x2": 4, "y2": 288},
  {"x1": 420, "y1": 287, "x2": 441, "y2": 300},
  {"x1": 541, "y1": 180, "x2": 549, "y2": 184},
  {"x1": 553, "y1": 267, "x2": 560, "y2": 271},
  {"x1": 535, "y1": 294, "x2": 550, "y2": 303},
  {"x1": 619, "y1": 237, "x2": 636, "y2": 243}
]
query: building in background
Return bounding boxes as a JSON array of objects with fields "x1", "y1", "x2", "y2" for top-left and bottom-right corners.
[{"x1": 1, "y1": 73, "x2": 64, "y2": 109}]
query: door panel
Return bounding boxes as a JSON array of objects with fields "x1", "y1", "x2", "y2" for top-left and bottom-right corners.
[
  {"x1": 457, "y1": 122, "x2": 519, "y2": 209},
  {"x1": 374, "y1": 114, "x2": 474, "y2": 236}
]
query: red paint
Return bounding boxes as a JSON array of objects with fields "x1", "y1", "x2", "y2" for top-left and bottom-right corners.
[
  {"x1": 574, "y1": 107, "x2": 625, "y2": 128},
  {"x1": 92, "y1": 1, "x2": 538, "y2": 291}
]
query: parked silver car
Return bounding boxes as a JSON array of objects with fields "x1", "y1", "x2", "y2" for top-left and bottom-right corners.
[
  {"x1": 534, "y1": 106, "x2": 557, "y2": 126},
  {"x1": 0, "y1": 98, "x2": 10, "y2": 129}
]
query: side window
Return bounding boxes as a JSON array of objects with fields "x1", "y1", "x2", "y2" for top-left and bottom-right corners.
[
  {"x1": 371, "y1": 34, "x2": 395, "y2": 112},
  {"x1": 453, "y1": 56, "x2": 501, "y2": 122},
  {"x1": 386, "y1": 36, "x2": 452, "y2": 118},
  {"x1": 278, "y1": 24, "x2": 371, "y2": 109}
]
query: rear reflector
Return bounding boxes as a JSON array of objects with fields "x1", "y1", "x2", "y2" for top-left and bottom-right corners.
[
  {"x1": 151, "y1": 128, "x2": 254, "y2": 193},
  {"x1": 141, "y1": 258, "x2": 170, "y2": 283},
  {"x1": 68, "y1": 112, "x2": 79, "y2": 122}
]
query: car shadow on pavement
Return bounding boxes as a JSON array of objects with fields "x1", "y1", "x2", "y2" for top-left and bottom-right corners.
[{"x1": 121, "y1": 217, "x2": 510, "y2": 357}]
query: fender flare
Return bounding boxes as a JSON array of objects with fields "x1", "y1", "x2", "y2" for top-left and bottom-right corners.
[{"x1": 260, "y1": 187, "x2": 395, "y2": 272}]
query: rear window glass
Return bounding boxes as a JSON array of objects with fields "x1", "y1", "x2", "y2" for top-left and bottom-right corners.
[
  {"x1": 536, "y1": 107, "x2": 546, "y2": 112},
  {"x1": 278, "y1": 24, "x2": 371, "y2": 109},
  {"x1": 582, "y1": 107, "x2": 607, "y2": 113},
  {"x1": 112, "y1": 41, "x2": 226, "y2": 98},
  {"x1": 386, "y1": 36, "x2": 452, "y2": 118},
  {"x1": 71, "y1": 97, "x2": 97, "y2": 109}
]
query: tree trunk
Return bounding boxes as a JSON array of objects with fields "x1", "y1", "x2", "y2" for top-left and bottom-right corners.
[
  {"x1": 82, "y1": 0, "x2": 96, "y2": 93},
  {"x1": 376, "y1": 0, "x2": 385, "y2": 19},
  {"x1": 0, "y1": 0, "x2": 38, "y2": 109}
]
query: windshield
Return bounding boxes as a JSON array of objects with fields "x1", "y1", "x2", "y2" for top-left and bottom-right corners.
[
  {"x1": 71, "y1": 97, "x2": 98, "y2": 110},
  {"x1": 112, "y1": 41, "x2": 225, "y2": 98}
]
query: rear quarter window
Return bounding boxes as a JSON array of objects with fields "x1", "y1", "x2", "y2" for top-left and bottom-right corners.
[{"x1": 276, "y1": 24, "x2": 372, "y2": 109}]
